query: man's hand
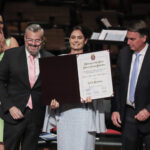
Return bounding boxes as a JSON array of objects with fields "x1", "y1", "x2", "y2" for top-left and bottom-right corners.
[
  {"x1": 111, "y1": 112, "x2": 122, "y2": 128},
  {"x1": 135, "y1": 108, "x2": 150, "y2": 121},
  {"x1": 9, "y1": 106, "x2": 24, "y2": 120}
]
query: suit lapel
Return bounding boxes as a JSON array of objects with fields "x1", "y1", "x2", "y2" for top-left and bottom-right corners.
[
  {"x1": 33, "y1": 50, "x2": 47, "y2": 88},
  {"x1": 120, "y1": 47, "x2": 133, "y2": 101},
  {"x1": 33, "y1": 50, "x2": 53, "y2": 88},
  {"x1": 19, "y1": 46, "x2": 31, "y2": 88},
  {"x1": 124, "y1": 48, "x2": 133, "y2": 84},
  {"x1": 137, "y1": 46, "x2": 150, "y2": 86}
]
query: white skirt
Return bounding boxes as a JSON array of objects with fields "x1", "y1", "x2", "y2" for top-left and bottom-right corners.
[
  {"x1": 56, "y1": 108, "x2": 96, "y2": 150},
  {"x1": 43, "y1": 100, "x2": 106, "y2": 150}
]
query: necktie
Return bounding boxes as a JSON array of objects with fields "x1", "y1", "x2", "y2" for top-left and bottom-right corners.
[
  {"x1": 29, "y1": 55, "x2": 35, "y2": 88},
  {"x1": 129, "y1": 53, "x2": 140, "y2": 103},
  {"x1": 27, "y1": 55, "x2": 35, "y2": 109}
]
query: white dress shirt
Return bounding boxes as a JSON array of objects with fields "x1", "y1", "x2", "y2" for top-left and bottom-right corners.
[
  {"x1": 127, "y1": 43, "x2": 149, "y2": 107},
  {"x1": 25, "y1": 49, "x2": 40, "y2": 82}
]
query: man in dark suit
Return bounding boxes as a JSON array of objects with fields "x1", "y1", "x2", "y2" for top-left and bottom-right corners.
[
  {"x1": 0, "y1": 24, "x2": 53, "y2": 150},
  {"x1": 111, "y1": 20, "x2": 150, "y2": 150}
]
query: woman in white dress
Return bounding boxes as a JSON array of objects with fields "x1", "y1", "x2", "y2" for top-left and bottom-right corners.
[{"x1": 43, "y1": 25, "x2": 106, "y2": 150}]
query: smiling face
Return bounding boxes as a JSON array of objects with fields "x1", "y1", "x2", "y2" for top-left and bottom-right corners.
[
  {"x1": 69, "y1": 29, "x2": 87, "y2": 54},
  {"x1": 127, "y1": 31, "x2": 147, "y2": 53},
  {"x1": 24, "y1": 30, "x2": 43, "y2": 56}
]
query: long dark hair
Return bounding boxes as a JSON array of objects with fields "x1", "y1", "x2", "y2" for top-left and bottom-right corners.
[{"x1": 0, "y1": 13, "x2": 9, "y2": 39}]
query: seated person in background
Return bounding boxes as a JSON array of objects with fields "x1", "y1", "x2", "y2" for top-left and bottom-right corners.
[
  {"x1": 43, "y1": 25, "x2": 106, "y2": 150},
  {"x1": 0, "y1": 13, "x2": 19, "y2": 150},
  {"x1": 0, "y1": 14, "x2": 19, "y2": 56}
]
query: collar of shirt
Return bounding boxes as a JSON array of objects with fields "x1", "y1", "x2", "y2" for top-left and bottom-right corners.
[
  {"x1": 131, "y1": 43, "x2": 148, "y2": 75},
  {"x1": 25, "y1": 48, "x2": 41, "y2": 59}
]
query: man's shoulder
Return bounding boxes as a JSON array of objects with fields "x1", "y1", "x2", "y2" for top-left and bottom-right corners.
[
  {"x1": 119, "y1": 46, "x2": 132, "y2": 55},
  {"x1": 5, "y1": 45, "x2": 24, "y2": 55},
  {"x1": 120, "y1": 45, "x2": 130, "y2": 52},
  {"x1": 40, "y1": 49, "x2": 55, "y2": 57}
]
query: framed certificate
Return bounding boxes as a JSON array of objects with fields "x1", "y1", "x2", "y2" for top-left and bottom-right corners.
[
  {"x1": 39, "y1": 50, "x2": 113, "y2": 105},
  {"x1": 77, "y1": 50, "x2": 113, "y2": 100}
]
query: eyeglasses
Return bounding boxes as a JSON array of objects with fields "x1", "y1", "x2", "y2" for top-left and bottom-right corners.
[{"x1": 26, "y1": 38, "x2": 42, "y2": 44}]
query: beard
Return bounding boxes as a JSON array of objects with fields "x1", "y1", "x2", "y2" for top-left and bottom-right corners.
[{"x1": 26, "y1": 44, "x2": 41, "y2": 56}]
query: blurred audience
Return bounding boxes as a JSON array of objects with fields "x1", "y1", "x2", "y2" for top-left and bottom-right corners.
[{"x1": 0, "y1": 14, "x2": 19, "y2": 54}]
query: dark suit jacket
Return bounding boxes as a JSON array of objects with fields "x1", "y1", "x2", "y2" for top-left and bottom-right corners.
[
  {"x1": 112, "y1": 45, "x2": 150, "y2": 133},
  {"x1": 0, "y1": 45, "x2": 53, "y2": 126}
]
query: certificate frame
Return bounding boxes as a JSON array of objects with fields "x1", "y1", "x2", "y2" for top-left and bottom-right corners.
[
  {"x1": 77, "y1": 50, "x2": 113, "y2": 100},
  {"x1": 39, "y1": 54, "x2": 80, "y2": 105},
  {"x1": 39, "y1": 50, "x2": 113, "y2": 105}
]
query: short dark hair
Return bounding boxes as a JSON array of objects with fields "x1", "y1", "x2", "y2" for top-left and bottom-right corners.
[{"x1": 126, "y1": 20, "x2": 149, "y2": 42}]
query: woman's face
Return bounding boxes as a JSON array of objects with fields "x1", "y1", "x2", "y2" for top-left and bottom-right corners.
[
  {"x1": 0, "y1": 16, "x2": 4, "y2": 31},
  {"x1": 69, "y1": 29, "x2": 87, "y2": 51}
]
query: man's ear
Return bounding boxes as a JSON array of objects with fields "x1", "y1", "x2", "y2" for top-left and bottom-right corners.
[{"x1": 143, "y1": 35, "x2": 147, "y2": 43}]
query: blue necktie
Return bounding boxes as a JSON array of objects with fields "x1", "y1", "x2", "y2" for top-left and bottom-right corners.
[{"x1": 129, "y1": 53, "x2": 140, "y2": 103}]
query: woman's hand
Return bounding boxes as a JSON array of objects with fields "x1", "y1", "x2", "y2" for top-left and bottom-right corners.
[
  {"x1": 50, "y1": 99, "x2": 60, "y2": 109},
  {"x1": 81, "y1": 96, "x2": 92, "y2": 103}
]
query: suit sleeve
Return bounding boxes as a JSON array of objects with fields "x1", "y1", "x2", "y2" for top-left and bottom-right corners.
[
  {"x1": 111, "y1": 51, "x2": 121, "y2": 113},
  {"x1": 0, "y1": 52, "x2": 14, "y2": 113}
]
